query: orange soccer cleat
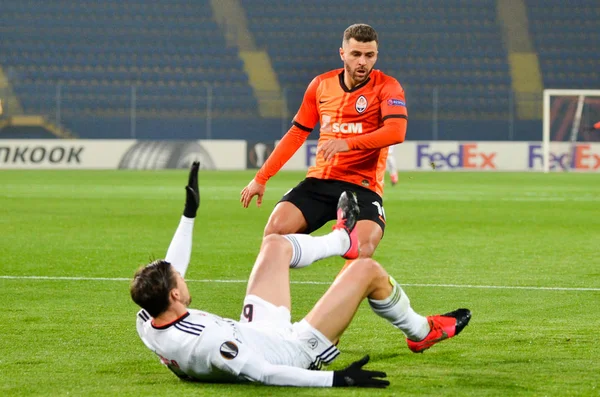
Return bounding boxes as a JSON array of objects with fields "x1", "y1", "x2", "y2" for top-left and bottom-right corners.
[{"x1": 407, "y1": 308, "x2": 472, "y2": 353}]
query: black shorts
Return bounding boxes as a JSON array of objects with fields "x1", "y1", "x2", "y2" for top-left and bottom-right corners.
[{"x1": 279, "y1": 177, "x2": 386, "y2": 234}]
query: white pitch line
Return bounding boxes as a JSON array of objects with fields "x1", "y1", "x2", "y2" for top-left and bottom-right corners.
[{"x1": 1, "y1": 275, "x2": 599, "y2": 292}]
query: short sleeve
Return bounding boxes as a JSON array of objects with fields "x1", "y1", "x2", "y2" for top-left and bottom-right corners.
[
  {"x1": 379, "y1": 78, "x2": 408, "y2": 122},
  {"x1": 292, "y1": 77, "x2": 320, "y2": 131}
]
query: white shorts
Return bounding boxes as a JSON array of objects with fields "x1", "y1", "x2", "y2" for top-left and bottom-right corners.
[
  {"x1": 239, "y1": 294, "x2": 291, "y2": 327},
  {"x1": 239, "y1": 295, "x2": 340, "y2": 369}
]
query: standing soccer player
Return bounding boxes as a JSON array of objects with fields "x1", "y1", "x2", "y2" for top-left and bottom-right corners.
[{"x1": 240, "y1": 24, "x2": 407, "y2": 267}]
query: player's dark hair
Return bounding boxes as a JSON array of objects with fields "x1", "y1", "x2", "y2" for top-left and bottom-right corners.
[
  {"x1": 130, "y1": 260, "x2": 178, "y2": 317},
  {"x1": 343, "y1": 24, "x2": 378, "y2": 45}
]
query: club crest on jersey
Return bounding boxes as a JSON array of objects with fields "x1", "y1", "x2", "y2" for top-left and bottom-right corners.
[
  {"x1": 355, "y1": 95, "x2": 368, "y2": 113},
  {"x1": 219, "y1": 341, "x2": 239, "y2": 360}
]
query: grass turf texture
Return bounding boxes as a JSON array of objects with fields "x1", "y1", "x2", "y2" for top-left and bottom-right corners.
[{"x1": 1, "y1": 170, "x2": 599, "y2": 396}]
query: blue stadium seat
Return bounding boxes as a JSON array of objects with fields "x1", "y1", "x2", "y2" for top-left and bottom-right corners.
[
  {"x1": 2, "y1": 0, "x2": 597, "y2": 139},
  {"x1": 242, "y1": 0, "x2": 512, "y2": 119},
  {"x1": 525, "y1": 0, "x2": 600, "y2": 89},
  {"x1": 0, "y1": 0, "x2": 259, "y2": 135}
]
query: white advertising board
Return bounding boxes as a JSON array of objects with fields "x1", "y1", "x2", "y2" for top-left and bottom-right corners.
[
  {"x1": 279, "y1": 141, "x2": 600, "y2": 172},
  {"x1": 0, "y1": 140, "x2": 247, "y2": 170}
]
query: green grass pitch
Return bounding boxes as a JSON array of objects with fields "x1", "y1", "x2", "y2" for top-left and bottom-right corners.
[{"x1": 1, "y1": 170, "x2": 599, "y2": 396}]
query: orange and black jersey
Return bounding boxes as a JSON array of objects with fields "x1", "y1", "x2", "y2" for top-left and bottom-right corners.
[{"x1": 256, "y1": 68, "x2": 407, "y2": 197}]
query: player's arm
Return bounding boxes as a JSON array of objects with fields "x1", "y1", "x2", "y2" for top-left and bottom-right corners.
[
  {"x1": 255, "y1": 78, "x2": 320, "y2": 185},
  {"x1": 237, "y1": 354, "x2": 388, "y2": 388},
  {"x1": 198, "y1": 324, "x2": 387, "y2": 388},
  {"x1": 253, "y1": 124, "x2": 311, "y2": 186},
  {"x1": 165, "y1": 161, "x2": 200, "y2": 278},
  {"x1": 203, "y1": 328, "x2": 388, "y2": 388},
  {"x1": 345, "y1": 79, "x2": 407, "y2": 150},
  {"x1": 240, "y1": 78, "x2": 320, "y2": 208}
]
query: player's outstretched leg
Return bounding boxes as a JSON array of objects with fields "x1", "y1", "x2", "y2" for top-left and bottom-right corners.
[
  {"x1": 280, "y1": 191, "x2": 359, "y2": 268},
  {"x1": 368, "y1": 278, "x2": 472, "y2": 352},
  {"x1": 245, "y1": 191, "x2": 360, "y2": 309},
  {"x1": 406, "y1": 309, "x2": 472, "y2": 353},
  {"x1": 299, "y1": 253, "x2": 472, "y2": 352}
]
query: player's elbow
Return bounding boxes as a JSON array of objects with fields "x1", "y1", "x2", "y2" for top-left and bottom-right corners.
[
  {"x1": 385, "y1": 121, "x2": 406, "y2": 144},
  {"x1": 384, "y1": 119, "x2": 406, "y2": 145},
  {"x1": 391, "y1": 128, "x2": 406, "y2": 144}
]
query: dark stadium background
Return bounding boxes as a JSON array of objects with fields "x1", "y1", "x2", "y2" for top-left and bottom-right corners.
[{"x1": 0, "y1": 0, "x2": 597, "y2": 141}]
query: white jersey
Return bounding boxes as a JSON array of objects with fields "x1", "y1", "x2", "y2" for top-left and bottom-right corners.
[{"x1": 136, "y1": 305, "x2": 340, "y2": 387}]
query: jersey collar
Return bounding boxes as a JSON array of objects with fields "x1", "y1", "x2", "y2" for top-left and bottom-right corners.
[
  {"x1": 338, "y1": 71, "x2": 371, "y2": 93},
  {"x1": 151, "y1": 311, "x2": 190, "y2": 329}
]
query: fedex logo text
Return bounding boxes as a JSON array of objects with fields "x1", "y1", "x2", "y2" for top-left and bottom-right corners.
[
  {"x1": 416, "y1": 144, "x2": 497, "y2": 169},
  {"x1": 529, "y1": 144, "x2": 600, "y2": 170}
]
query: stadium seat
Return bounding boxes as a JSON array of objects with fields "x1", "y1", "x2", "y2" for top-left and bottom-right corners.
[
  {"x1": 525, "y1": 0, "x2": 600, "y2": 89},
  {"x1": 0, "y1": 0, "x2": 259, "y2": 137}
]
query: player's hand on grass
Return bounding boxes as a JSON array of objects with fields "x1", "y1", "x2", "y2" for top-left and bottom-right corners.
[
  {"x1": 183, "y1": 161, "x2": 200, "y2": 218},
  {"x1": 320, "y1": 138, "x2": 350, "y2": 162},
  {"x1": 332, "y1": 355, "x2": 389, "y2": 388},
  {"x1": 240, "y1": 179, "x2": 265, "y2": 208}
]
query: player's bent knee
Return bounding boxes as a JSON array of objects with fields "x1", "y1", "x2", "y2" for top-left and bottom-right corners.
[
  {"x1": 263, "y1": 204, "x2": 307, "y2": 236},
  {"x1": 263, "y1": 215, "x2": 296, "y2": 236},
  {"x1": 263, "y1": 222, "x2": 285, "y2": 236},
  {"x1": 261, "y1": 233, "x2": 288, "y2": 250},
  {"x1": 358, "y1": 242, "x2": 377, "y2": 258},
  {"x1": 347, "y1": 258, "x2": 381, "y2": 277},
  {"x1": 347, "y1": 258, "x2": 384, "y2": 279},
  {"x1": 261, "y1": 234, "x2": 294, "y2": 259}
]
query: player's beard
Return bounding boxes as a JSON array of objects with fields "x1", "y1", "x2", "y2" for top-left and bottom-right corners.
[{"x1": 346, "y1": 63, "x2": 371, "y2": 85}]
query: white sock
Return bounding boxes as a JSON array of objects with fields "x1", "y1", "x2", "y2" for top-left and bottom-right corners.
[
  {"x1": 284, "y1": 230, "x2": 350, "y2": 268},
  {"x1": 368, "y1": 277, "x2": 430, "y2": 341},
  {"x1": 165, "y1": 216, "x2": 195, "y2": 278}
]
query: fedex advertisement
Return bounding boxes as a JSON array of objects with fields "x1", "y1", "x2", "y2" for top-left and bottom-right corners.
[
  {"x1": 293, "y1": 141, "x2": 511, "y2": 171},
  {"x1": 529, "y1": 143, "x2": 600, "y2": 171},
  {"x1": 407, "y1": 142, "x2": 529, "y2": 171},
  {"x1": 279, "y1": 140, "x2": 600, "y2": 172},
  {"x1": 415, "y1": 143, "x2": 498, "y2": 170}
]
